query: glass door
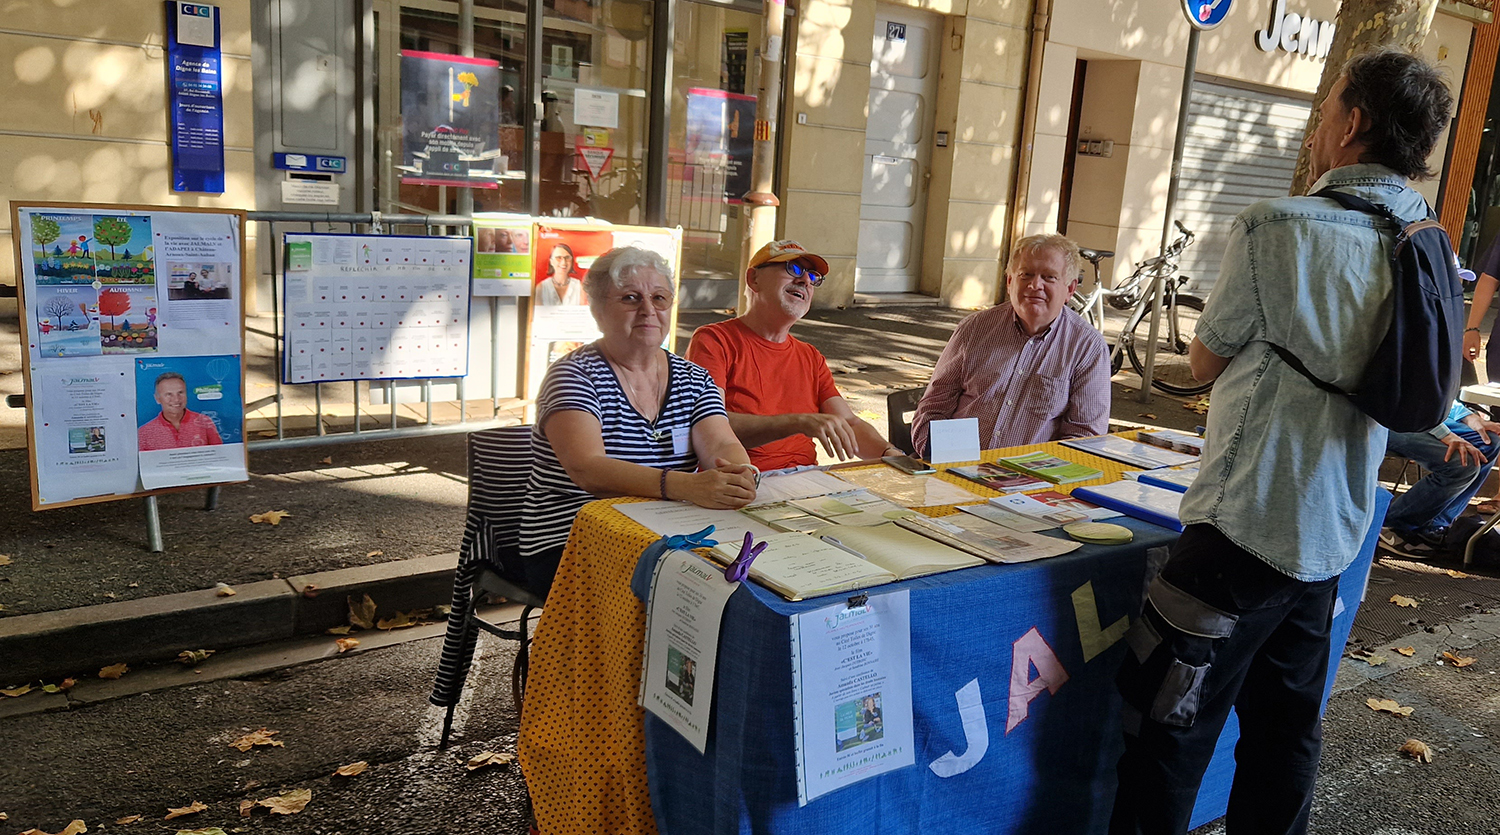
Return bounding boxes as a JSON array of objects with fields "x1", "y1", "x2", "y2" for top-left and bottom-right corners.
[
  {"x1": 538, "y1": 0, "x2": 653, "y2": 222},
  {"x1": 668, "y1": 0, "x2": 763, "y2": 281}
]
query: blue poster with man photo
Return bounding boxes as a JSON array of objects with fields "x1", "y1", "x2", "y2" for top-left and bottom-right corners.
[{"x1": 134, "y1": 354, "x2": 247, "y2": 490}]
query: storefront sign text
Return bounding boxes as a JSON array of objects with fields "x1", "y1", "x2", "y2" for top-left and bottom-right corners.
[{"x1": 1255, "y1": 0, "x2": 1335, "y2": 59}]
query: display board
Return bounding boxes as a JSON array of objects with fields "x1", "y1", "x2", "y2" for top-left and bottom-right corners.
[
  {"x1": 12, "y1": 202, "x2": 248, "y2": 510},
  {"x1": 525, "y1": 222, "x2": 684, "y2": 402},
  {"x1": 472, "y1": 213, "x2": 533, "y2": 297},
  {"x1": 281, "y1": 233, "x2": 473, "y2": 383}
]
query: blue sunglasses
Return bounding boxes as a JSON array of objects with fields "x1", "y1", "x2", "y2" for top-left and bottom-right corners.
[{"x1": 783, "y1": 261, "x2": 824, "y2": 286}]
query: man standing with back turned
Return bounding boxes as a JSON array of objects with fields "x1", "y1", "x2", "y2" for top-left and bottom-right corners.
[{"x1": 1110, "y1": 50, "x2": 1453, "y2": 835}]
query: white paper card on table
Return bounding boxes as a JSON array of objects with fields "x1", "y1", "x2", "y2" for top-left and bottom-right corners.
[
  {"x1": 614, "y1": 500, "x2": 779, "y2": 544},
  {"x1": 927, "y1": 418, "x2": 981, "y2": 465},
  {"x1": 754, "y1": 469, "x2": 857, "y2": 504},
  {"x1": 958, "y1": 502, "x2": 1054, "y2": 533},
  {"x1": 791, "y1": 590, "x2": 914, "y2": 805},
  {"x1": 639, "y1": 549, "x2": 737, "y2": 753}
]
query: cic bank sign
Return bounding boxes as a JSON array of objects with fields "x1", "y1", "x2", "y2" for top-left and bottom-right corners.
[{"x1": 1255, "y1": 0, "x2": 1336, "y2": 58}]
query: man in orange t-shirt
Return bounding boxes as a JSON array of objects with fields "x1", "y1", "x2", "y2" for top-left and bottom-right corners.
[{"x1": 686, "y1": 239, "x2": 900, "y2": 470}]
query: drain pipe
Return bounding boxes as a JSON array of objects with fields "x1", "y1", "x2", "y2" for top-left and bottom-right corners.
[{"x1": 1004, "y1": 0, "x2": 1052, "y2": 303}]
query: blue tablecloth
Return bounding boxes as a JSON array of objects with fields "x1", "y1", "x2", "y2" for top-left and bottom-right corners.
[{"x1": 638, "y1": 500, "x2": 1384, "y2": 834}]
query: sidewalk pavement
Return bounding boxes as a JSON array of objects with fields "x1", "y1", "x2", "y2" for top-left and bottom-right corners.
[{"x1": 1, "y1": 304, "x2": 1496, "y2": 686}]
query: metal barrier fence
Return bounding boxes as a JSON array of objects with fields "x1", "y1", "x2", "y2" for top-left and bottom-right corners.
[{"x1": 246, "y1": 210, "x2": 525, "y2": 451}]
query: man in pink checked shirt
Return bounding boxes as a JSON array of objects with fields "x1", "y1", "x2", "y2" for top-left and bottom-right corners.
[
  {"x1": 137, "y1": 372, "x2": 223, "y2": 451},
  {"x1": 911, "y1": 233, "x2": 1111, "y2": 456}
]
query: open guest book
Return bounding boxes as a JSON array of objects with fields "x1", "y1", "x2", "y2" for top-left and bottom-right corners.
[{"x1": 708, "y1": 523, "x2": 984, "y2": 601}]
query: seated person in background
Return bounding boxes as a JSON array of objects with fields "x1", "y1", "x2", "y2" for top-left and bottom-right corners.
[
  {"x1": 1382, "y1": 401, "x2": 1500, "y2": 558},
  {"x1": 521, "y1": 246, "x2": 758, "y2": 596},
  {"x1": 686, "y1": 239, "x2": 902, "y2": 469},
  {"x1": 912, "y1": 233, "x2": 1110, "y2": 456}
]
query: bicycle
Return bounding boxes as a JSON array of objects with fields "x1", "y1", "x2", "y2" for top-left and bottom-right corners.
[{"x1": 1067, "y1": 221, "x2": 1212, "y2": 397}]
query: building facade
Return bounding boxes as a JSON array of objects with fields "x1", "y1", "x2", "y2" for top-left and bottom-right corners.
[{"x1": 0, "y1": 0, "x2": 1487, "y2": 312}]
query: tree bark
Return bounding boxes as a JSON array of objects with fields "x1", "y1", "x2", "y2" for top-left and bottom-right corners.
[{"x1": 1288, "y1": 0, "x2": 1441, "y2": 195}]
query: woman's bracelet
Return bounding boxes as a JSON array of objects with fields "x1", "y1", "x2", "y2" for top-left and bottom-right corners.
[
  {"x1": 660, "y1": 467, "x2": 670, "y2": 500},
  {"x1": 1467, "y1": 326, "x2": 1483, "y2": 333},
  {"x1": 745, "y1": 464, "x2": 761, "y2": 487}
]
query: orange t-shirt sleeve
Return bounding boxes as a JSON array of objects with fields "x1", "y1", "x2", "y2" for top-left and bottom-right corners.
[
  {"x1": 811, "y1": 347, "x2": 840, "y2": 406},
  {"x1": 685, "y1": 326, "x2": 729, "y2": 390}
]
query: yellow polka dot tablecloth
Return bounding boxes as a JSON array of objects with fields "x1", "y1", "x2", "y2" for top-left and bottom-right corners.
[{"x1": 516, "y1": 439, "x2": 1144, "y2": 835}]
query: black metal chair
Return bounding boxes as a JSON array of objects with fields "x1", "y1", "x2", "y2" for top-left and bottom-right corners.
[
  {"x1": 429, "y1": 425, "x2": 546, "y2": 749},
  {"x1": 886, "y1": 386, "x2": 928, "y2": 456}
]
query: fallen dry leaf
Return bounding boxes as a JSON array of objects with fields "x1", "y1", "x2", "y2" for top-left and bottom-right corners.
[
  {"x1": 334, "y1": 761, "x2": 368, "y2": 777},
  {"x1": 214, "y1": 583, "x2": 236, "y2": 597},
  {"x1": 1367, "y1": 697, "x2": 1415, "y2": 717},
  {"x1": 466, "y1": 751, "x2": 515, "y2": 771},
  {"x1": 259, "y1": 788, "x2": 312, "y2": 815},
  {"x1": 0, "y1": 812, "x2": 8, "y2": 821},
  {"x1": 165, "y1": 800, "x2": 208, "y2": 819},
  {"x1": 177, "y1": 649, "x2": 215, "y2": 666},
  {"x1": 239, "y1": 799, "x2": 255, "y2": 817},
  {"x1": 335, "y1": 637, "x2": 360, "y2": 653},
  {"x1": 1445, "y1": 569, "x2": 1471, "y2": 579},
  {"x1": 1183, "y1": 397, "x2": 1211, "y2": 415},
  {"x1": 348, "y1": 594, "x2": 376, "y2": 630},
  {"x1": 174, "y1": 829, "x2": 229, "y2": 835},
  {"x1": 229, "y1": 728, "x2": 284, "y2": 752},
  {"x1": 1138, "y1": 413, "x2": 1157, "y2": 419},
  {"x1": 18, "y1": 821, "x2": 85, "y2": 835},
  {"x1": 301, "y1": 584, "x2": 319, "y2": 599},
  {"x1": 1394, "y1": 646, "x2": 1417, "y2": 657},
  {"x1": 377, "y1": 610, "x2": 422, "y2": 630},
  {"x1": 2, "y1": 684, "x2": 33, "y2": 697},
  {"x1": 320, "y1": 456, "x2": 333, "y2": 465},
  {"x1": 366, "y1": 550, "x2": 384, "y2": 558},
  {"x1": 258, "y1": 430, "x2": 278, "y2": 437},
  {"x1": 41, "y1": 677, "x2": 78, "y2": 693},
  {"x1": 1399, "y1": 738, "x2": 1434, "y2": 762},
  {"x1": 1354, "y1": 653, "x2": 1388, "y2": 667},
  {"x1": 326, "y1": 625, "x2": 352, "y2": 635},
  {"x1": 115, "y1": 814, "x2": 142, "y2": 824},
  {"x1": 1389, "y1": 594, "x2": 1419, "y2": 608},
  {"x1": 0, "y1": 554, "x2": 12, "y2": 565},
  {"x1": 249, "y1": 510, "x2": 291, "y2": 526},
  {"x1": 99, "y1": 663, "x2": 129, "y2": 680},
  {"x1": 1442, "y1": 651, "x2": 1477, "y2": 668}
]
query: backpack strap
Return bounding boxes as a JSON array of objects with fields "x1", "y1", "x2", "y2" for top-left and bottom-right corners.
[
  {"x1": 1268, "y1": 344, "x2": 1351, "y2": 396},
  {"x1": 1312, "y1": 187, "x2": 1403, "y2": 225}
]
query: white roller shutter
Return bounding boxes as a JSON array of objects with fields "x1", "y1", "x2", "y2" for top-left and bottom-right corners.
[{"x1": 1175, "y1": 79, "x2": 1312, "y2": 294}]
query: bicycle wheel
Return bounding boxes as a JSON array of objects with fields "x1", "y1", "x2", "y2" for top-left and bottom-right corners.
[{"x1": 1126, "y1": 294, "x2": 1211, "y2": 396}]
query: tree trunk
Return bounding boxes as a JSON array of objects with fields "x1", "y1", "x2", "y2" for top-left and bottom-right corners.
[{"x1": 1288, "y1": 0, "x2": 1441, "y2": 195}]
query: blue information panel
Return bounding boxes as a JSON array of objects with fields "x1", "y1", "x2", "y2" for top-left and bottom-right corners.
[
  {"x1": 1181, "y1": 0, "x2": 1232, "y2": 29},
  {"x1": 166, "y1": 2, "x2": 226, "y2": 194}
]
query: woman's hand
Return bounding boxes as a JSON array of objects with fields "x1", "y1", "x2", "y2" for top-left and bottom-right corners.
[
  {"x1": 672, "y1": 458, "x2": 757, "y2": 509},
  {"x1": 1465, "y1": 328, "x2": 1482, "y2": 361}
]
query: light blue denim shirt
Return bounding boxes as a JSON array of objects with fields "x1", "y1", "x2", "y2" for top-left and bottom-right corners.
[{"x1": 1179, "y1": 163, "x2": 1430, "y2": 581}]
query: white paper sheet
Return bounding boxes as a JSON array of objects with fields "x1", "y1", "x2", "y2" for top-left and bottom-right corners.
[
  {"x1": 613, "y1": 500, "x2": 780, "y2": 544},
  {"x1": 927, "y1": 418, "x2": 980, "y2": 465},
  {"x1": 31, "y1": 359, "x2": 140, "y2": 504},
  {"x1": 831, "y1": 466, "x2": 985, "y2": 508},
  {"x1": 639, "y1": 549, "x2": 738, "y2": 753},
  {"x1": 754, "y1": 469, "x2": 855, "y2": 504},
  {"x1": 791, "y1": 590, "x2": 914, "y2": 805}
]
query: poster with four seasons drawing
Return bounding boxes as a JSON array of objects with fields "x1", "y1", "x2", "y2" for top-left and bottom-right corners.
[{"x1": 10, "y1": 202, "x2": 249, "y2": 509}]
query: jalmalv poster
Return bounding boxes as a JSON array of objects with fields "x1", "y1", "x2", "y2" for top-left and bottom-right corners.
[{"x1": 400, "y1": 50, "x2": 501, "y2": 188}]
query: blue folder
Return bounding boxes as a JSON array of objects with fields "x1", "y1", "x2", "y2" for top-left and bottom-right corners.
[{"x1": 1071, "y1": 481, "x2": 1185, "y2": 532}]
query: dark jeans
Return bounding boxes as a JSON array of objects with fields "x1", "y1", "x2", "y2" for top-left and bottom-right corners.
[
  {"x1": 521, "y1": 543, "x2": 566, "y2": 600},
  {"x1": 1110, "y1": 524, "x2": 1339, "y2": 835}
]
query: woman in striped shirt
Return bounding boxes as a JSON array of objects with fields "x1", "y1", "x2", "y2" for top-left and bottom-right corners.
[{"x1": 519, "y1": 246, "x2": 758, "y2": 595}]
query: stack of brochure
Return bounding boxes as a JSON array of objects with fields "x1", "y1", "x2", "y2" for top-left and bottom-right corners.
[
  {"x1": 896, "y1": 513, "x2": 1081, "y2": 563},
  {"x1": 1136, "y1": 429, "x2": 1205, "y2": 457},
  {"x1": 1060, "y1": 434, "x2": 1198, "y2": 470},
  {"x1": 963, "y1": 490, "x2": 1122, "y2": 530},
  {"x1": 995, "y1": 451, "x2": 1103, "y2": 484},
  {"x1": 946, "y1": 462, "x2": 1048, "y2": 493}
]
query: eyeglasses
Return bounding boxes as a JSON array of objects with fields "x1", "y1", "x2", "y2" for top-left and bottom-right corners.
[
  {"x1": 612, "y1": 291, "x2": 675, "y2": 310},
  {"x1": 782, "y1": 261, "x2": 824, "y2": 286}
]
